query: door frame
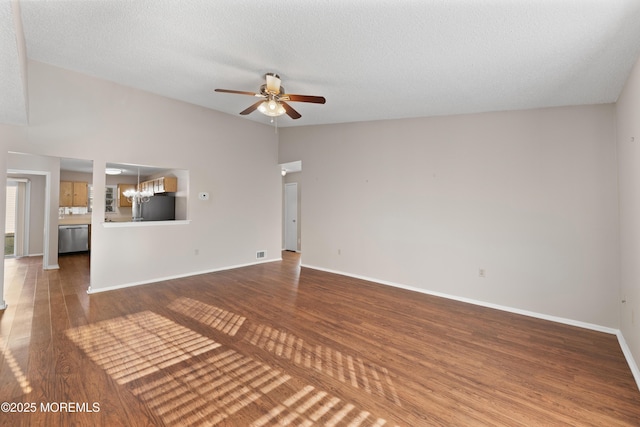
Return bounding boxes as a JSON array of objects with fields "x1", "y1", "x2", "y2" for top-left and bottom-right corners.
[{"x1": 7, "y1": 169, "x2": 52, "y2": 268}]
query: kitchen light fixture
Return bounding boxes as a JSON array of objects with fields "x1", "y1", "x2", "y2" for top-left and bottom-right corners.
[
  {"x1": 105, "y1": 168, "x2": 122, "y2": 175},
  {"x1": 122, "y1": 168, "x2": 154, "y2": 221}
]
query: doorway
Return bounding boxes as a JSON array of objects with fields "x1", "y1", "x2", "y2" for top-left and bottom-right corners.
[
  {"x1": 284, "y1": 182, "x2": 298, "y2": 252},
  {"x1": 5, "y1": 179, "x2": 30, "y2": 258}
]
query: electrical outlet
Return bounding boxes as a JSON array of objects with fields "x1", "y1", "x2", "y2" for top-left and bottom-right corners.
[{"x1": 479, "y1": 268, "x2": 486, "y2": 278}]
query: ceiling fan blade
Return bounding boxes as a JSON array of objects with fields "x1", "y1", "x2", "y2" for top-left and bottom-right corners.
[
  {"x1": 239, "y1": 101, "x2": 264, "y2": 115},
  {"x1": 281, "y1": 102, "x2": 302, "y2": 120},
  {"x1": 215, "y1": 88, "x2": 263, "y2": 97},
  {"x1": 282, "y1": 94, "x2": 326, "y2": 104}
]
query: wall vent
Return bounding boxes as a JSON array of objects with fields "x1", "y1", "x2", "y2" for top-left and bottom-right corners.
[{"x1": 256, "y1": 251, "x2": 266, "y2": 259}]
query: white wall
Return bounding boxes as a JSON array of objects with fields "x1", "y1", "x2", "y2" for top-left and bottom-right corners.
[
  {"x1": 0, "y1": 61, "x2": 281, "y2": 298},
  {"x1": 617, "y1": 56, "x2": 640, "y2": 370},
  {"x1": 279, "y1": 104, "x2": 620, "y2": 328}
]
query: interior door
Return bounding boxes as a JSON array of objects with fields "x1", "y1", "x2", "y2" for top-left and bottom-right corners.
[{"x1": 284, "y1": 182, "x2": 298, "y2": 252}]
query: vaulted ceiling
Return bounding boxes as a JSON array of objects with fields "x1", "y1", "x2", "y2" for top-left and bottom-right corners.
[{"x1": 2, "y1": 0, "x2": 640, "y2": 127}]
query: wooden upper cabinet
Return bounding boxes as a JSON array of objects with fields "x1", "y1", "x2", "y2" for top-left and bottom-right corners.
[
  {"x1": 73, "y1": 182, "x2": 88, "y2": 207},
  {"x1": 137, "y1": 176, "x2": 177, "y2": 195},
  {"x1": 60, "y1": 181, "x2": 73, "y2": 207},
  {"x1": 60, "y1": 181, "x2": 88, "y2": 207},
  {"x1": 154, "y1": 177, "x2": 177, "y2": 193},
  {"x1": 118, "y1": 184, "x2": 135, "y2": 207}
]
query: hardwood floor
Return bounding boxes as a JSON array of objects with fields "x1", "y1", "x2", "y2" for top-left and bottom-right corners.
[{"x1": 0, "y1": 252, "x2": 639, "y2": 426}]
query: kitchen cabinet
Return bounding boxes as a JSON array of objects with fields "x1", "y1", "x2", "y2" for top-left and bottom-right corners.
[
  {"x1": 60, "y1": 181, "x2": 73, "y2": 207},
  {"x1": 140, "y1": 180, "x2": 152, "y2": 194},
  {"x1": 137, "y1": 176, "x2": 177, "y2": 194},
  {"x1": 153, "y1": 177, "x2": 177, "y2": 193},
  {"x1": 118, "y1": 184, "x2": 135, "y2": 207},
  {"x1": 73, "y1": 182, "x2": 88, "y2": 207},
  {"x1": 60, "y1": 181, "x2": 88, "y2": 207}
]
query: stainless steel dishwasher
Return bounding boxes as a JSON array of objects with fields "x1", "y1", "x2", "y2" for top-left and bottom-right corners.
[{"x1": 58, "y1": 225, "x2": 89, "y2": 253}]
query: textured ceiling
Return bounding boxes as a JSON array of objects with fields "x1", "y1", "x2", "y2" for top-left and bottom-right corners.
[
  {"x1": 3, "y1": 0, "x2": 640, "y2": 127},
  {"x1": 0, "y1": 1, "x2": 27, "y2": 125}
]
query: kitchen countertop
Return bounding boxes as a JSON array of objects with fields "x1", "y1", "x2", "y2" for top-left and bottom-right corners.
[
  {"x1": 104, "y1": 217, "x2": 134, "y2": 223},
  {"x1": 58, "y1": 215, "x2": 133, "y2": 225},
  {"x1": 58, "y1": 216, "x2": 91, "y2": 226}
]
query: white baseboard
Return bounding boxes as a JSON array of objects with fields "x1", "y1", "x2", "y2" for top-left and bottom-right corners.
[
  {"x1": 617, "y1": 332, "x2": 640, "y2": 392},
  {"x1": 0, "y1": 300, "x2": 6, "y2": 310},
  {"x1": 301, "y1": 263, "x2": 640, "y2": 391},
  {"x1": 87, "y1": 257, "x2": 282, "y2": 295}
]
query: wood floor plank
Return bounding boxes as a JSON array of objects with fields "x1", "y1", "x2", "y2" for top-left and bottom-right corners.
[{"x1": 0, "y1": 252, "x2": 638, "y2": 426}]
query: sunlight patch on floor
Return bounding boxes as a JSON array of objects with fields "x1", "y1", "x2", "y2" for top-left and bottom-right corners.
[
  {"x1": 66, "y1": 311, "x2": 220, "y2": 384},
  {"x1": 0, "y1": 335, "x2": 32, "y2": 394},
  {"x1": 131, "y1": 348, "x2": 291, "y2": 426},
  {"x1": 66, "y1": 305, "x2": 399, "y2": 425},
  {"x1": 168, "y1": 297, "x2": 246, "y2": 336},
  {"x1": 250, "y1": 384, "x2": 396, "y2": 427},
  {"x1": 244, "y1": 323, "x2": 402, "y2": 406}
]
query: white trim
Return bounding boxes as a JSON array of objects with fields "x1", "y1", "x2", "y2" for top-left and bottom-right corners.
[
  {"x1": 301, "y1": 263, "x2": 640, "y2": 391},
  {"x1": 43, "y1": 171, "x2": 51, "y2": 273},
  {"x1": 617, "y1": 331, "x2": 640, "y2": 391},
  {"x1": 102, "y1": 219, "x2": 191, "y2": 228},
  {"x1": 0, "y1": 300, "x2": 6, "y2": 310},
  {"x1": 23, "y1": 179, "x2": 30, "y2": 257},
  {"x1": 87, "y1": 257, "x2": 282, "y2": 294},
  {"x1": 44, "y1": 264, "x2": 59, "y2": 270}
]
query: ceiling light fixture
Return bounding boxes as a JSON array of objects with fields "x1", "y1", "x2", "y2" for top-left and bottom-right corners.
[
  {"x1": 105, "y1": 168, "x2": 122, "y2": 175},
  {"x1": 258, "y1": 99, "x2": 286, "y2": 117},
  {"x1": 281, "y1": 169, "x2": 287, "y2": 176},
  {"x1": 122, "y1": 168, "x2": 154, "y2": 221}
]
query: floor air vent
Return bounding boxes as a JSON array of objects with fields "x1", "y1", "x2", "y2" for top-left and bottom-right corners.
[{"x1": 256, "y1": 251, "x2": 266, "y2": 259}]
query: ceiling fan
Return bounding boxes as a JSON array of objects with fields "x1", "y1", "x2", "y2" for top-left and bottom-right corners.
[{"x1": 215, "y1": 73, "x2": 325, "y2": 120}]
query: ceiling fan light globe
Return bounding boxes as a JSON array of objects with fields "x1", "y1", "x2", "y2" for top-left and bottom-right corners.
[{"x1": 258, "y1": 100, "x2": 286, "y2": 117}]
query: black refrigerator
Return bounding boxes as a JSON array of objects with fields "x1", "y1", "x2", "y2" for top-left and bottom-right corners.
[{"x1": 140, "y1": 196, "x2": 175, "y2": 221}]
